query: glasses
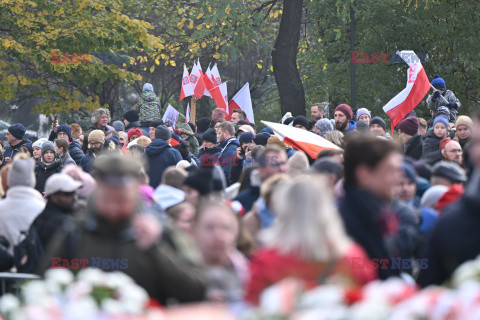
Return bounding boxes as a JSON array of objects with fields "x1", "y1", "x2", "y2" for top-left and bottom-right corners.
[
  {"x1": 447, "y1": 149, "x2": 463, "y2": 154},
  {"x1": 90, "y1": 142, "x2": 103, "y2": 147}
]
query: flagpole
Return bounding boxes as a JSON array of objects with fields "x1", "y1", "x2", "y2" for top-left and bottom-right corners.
[
  {"x1": 190, "y1": 97, "x2": 197, "y2": 124},
  {"x1": 430, "y1": 84, "x2": 450, "y2": 104}
]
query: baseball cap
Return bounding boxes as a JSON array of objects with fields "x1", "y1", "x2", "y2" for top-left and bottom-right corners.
[{"x1": 45, "y1": 173, "x2": 82, "y2": 197}]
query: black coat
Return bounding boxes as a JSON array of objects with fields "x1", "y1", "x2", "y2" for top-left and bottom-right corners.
[
  {"x1": 145, "y1": 139, "x2": 183, "y2": 188},
  {"x1": 31, "y1": 201, "x2": 73, "y2": 248},
  {"x1": 417, "y1": 172, "x2": 480, "y2": 287},
  {"x1": 35, "y1": 158, "x2": 63, "y2": 194},
  {"x1": 235, "y1": 186, "x2": 260, "y2": 213},
  {"x1": 3, "y1": 139, "x2": 32, "y2": 161},
  {"x1": 339, "y1": 187, "x2": 420, "y2": 279},
  {"x1": 197, "y1": 146, "x2": 221, "y2": 167},
  {"x1": 422, "y1": 128, "x2": 443, "y2": 165},
  {"x1": 404, "y1": 133, "x2": 423, "y2": 160},
  {"x1": 218, "y1": 137, "x2": 240, "y2": 183},
  {"x1": 69, "y1": 140, "x2": 85, "y2": 165},
  {"x1": 80, "y1": 149, "x2": 97, "y2": 173}
]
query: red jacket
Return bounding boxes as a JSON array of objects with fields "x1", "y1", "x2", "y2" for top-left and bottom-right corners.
[{"x1": 245, "y1": 244, "x2": 377, "y2": 305}]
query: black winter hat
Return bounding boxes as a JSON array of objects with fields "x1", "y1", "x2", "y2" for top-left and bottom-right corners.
[
  {"x1": 183, "y1": 168, "x2": 214, "y2": 195},
  {"x1": 253, "y1": 132, "x2": 270, "y2": 146},
  {"x1": 202, "y1": 128, "x2": 217, "y2": 144},
  {"x1": 432, "y1": 162, "x2": 466, "y2": 183},
  {"x1": 8, "y1": 124, "x2": 26, "y2": 140},
  {"x1": 196, "y1": 118, "x2": 211, "y2": 133},
  {"x1": 124, "y1": 110, "x2": 139, "y2": 122},
  {"x1": 293, "y1": 116, "x2": 311, "y2": 130},
  {"x1": 370, "y1": 116, "x2": 386, "y2": 131}
]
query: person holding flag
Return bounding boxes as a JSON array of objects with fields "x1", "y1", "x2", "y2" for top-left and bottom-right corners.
[{"x1": 426, "y1": 75, "x2": 461, "y2": 123}]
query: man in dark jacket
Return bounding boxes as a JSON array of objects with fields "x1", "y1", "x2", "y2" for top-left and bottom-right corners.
[
  {"x1": 339, "y1": 136, "x2": 420, "y2": 280},
  {"x1": 48, "y1": 125, "x2": 84, "y2": 164},
  {"x1": 217, "y1": 122, "x2": 240, "y2": 183},
  {"x1": 398, "y1": 117, "x2": 423, "y2": 160},
  {"x1": 145, "y1": 125, "x2": 182, "y2": 188},
  {"x1": 31, "y1": 173, "x2": 81, "y2": 248},
  {"x1": 197, "y1": 128, "x2": 221, "y2": 167},
  {"x1": 80, "y1": 130, "x2": 105, "y2": 173},
  {"x1": 3, "y1": 124, "x2": 32, "y2": 165},
  {"x1": 39, "y1": 155, "x2": 207, "y2": 304}
]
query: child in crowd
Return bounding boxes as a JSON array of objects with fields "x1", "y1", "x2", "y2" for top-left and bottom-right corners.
[{"x1": 422, "y1": 116, "x2": 449, "y2": 165}]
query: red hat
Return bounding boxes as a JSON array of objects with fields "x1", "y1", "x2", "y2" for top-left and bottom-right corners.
[
  {"x1": 436, "y1": 183, "x2": 464, "y2": 211},
  {"x1": 335, "y1": 104, "x2": 353, "y2": 121},
  {"x1": 398, "y1": 117, "x2": 419, "y2": 136},
  {"x1": 127, "y1": 128, "x2": 143, "y2": 141},
  {"x1": 439, "y1": 137, "x2": 453, "y2": 151},
  {"x1": 212, "y1": 108, "x2": 226, "y2": 122}
]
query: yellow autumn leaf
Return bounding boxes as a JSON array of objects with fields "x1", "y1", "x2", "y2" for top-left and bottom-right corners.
[
  {"x1": 257, "y1": 63, "x2": 262, "y2": 69},
  {"x1": 170, "y1": 60, "x2": 176, "y2": 66},
  {"x1": 201, "y1": 42, "x2": 207, "y2": 48},
  {"x1": 273, "y1": 11, "x2": 279, "y2": 18},
  {"x1": 155, "y1": 58, "x2": 160, "y2": 65},
  {"x1": 213, "y1": 53, "x2": 220, "y2": 59},
  {"x1": 188, "y1": 20, "x2": 194, "y2": 29},
  {"x1": 178, "y1": 8, "x2": 183, "y2": 14},
  {"x1": 150, "y1": 66, "x2": 155, "y2": 73},
  {"x1": 177, "y1": 22, "x2": 183, "y2": 29},
  {"x1": 197, "y1": 12, "x2": 204, "y2": 19}
]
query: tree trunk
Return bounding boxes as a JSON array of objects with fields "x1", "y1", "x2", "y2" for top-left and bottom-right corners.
[{"x1": 271, "y1": 0, "x2": 306, "y2": 117}]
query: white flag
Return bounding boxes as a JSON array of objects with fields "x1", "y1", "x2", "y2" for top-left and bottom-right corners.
[{"x1": 162, "y1": 104, "x2": 180, "y2": 129}]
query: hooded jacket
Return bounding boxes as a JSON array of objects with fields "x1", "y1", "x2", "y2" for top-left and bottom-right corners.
[
  {"x1": 422, "y1": 128, "x2": 443, "y2": 165},
  {"x1": 145, "y1": 139, "x2": 183, "y2": 188},
  {"x1": 35, "y1": 158, "x2": 63, "y2": 194},
  {"x1": 218, "y1": 137, "x2": 240, "y2": 183},
  {"x1": 418, "y1": 172, "x2": 480, "y2": 287},
  {"x1": 69, "y1": 140, "x2": 85, "y2": 165},
  {"x1": 177, "y1": 123, "x2": 200, "y2": 155},
  {"x1": 426, "y1": 90, "x2": 461, "y2": 122},
  {"x1": 0, "y1": 186, "x2": 45, "y2": 254},
  {"x1": 138, "y1": 91, "x2": 161, "y2": 123},
  {"x1": 38, "y1": 196, "x2": 207, "y2": 304},
  {"x1": 3, "y1": 139, "x2": 32, "y2": 161}
]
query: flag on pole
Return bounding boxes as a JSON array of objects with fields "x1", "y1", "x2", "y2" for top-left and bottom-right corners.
[
  {"x1": 383, "y1": 50, "x2": 430, "y2": 132},
  {"x1": 203, "y1": 65, "x2": 212, "y2": 98},
  {"x1": 190, "y1": 60, "x2": 206, "y2": 99},
  {"x1": 185, "y1": 103, "x2": 190, "y2": 123},
  {"x1": 162, "y1": 104, "x2": 180, "y2": 129},
  {"x1": 210, "y1": 64, "x2": 222, "y2": 85},
  {"x1": 211, "y1": 82, "x2": 229, "y2": 113},
  {"x1": 261, "y1": 121, "x2": 342, "y2": 159},
  {"x1": 180, "y1": 64, "x2": 194, "y2": 100},
  {"x1": 228, "y1": 83, "x2": 254, "y2": 123}
]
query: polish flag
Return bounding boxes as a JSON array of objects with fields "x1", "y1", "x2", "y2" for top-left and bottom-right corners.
[
  {"x1": 261, "y1": 121, "x2": 342, "y2": 159},
  {"x1": 203, "y1": 65, "x2": 212, "y2": 98},
  {"x1": 190, "y1": 60, "x2": 206, "y2": 99},
  {"x1": 383, "y1": 50, "x2": 430, "y2": 132},
  {"x1": 211, "y1": 82, "x2": 228, "y2": 113},
  {"x1": 180, "y1": 64, "x2": 194, "y2": 100},
  {"x1": 185, "y1": 103, "x2": 190, "y2": 123},
  {"x1": 210, "y1": 64, "x2": 222, "y2": 86},
  {"x1": 228, "y1": 83, "x2": 254, "y2": 123}
]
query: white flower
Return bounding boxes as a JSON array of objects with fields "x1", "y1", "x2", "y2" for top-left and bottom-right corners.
[
  {"x1": 298, "y1": 285, "x2": 344, "y2": 309},
  {"x1": 63, "y1": 296, "x2": 98, "y2": 320},
  {"x1": 104, "y1": 271, "x2": 135, "y2": 290},
  {"x1": 45, "y1": 268, "x2": 74, "y2": 286},
  {"x1": 77, "y1": 268, "x2": 106, "y2": 286},
  {"x1": 22, "y1": 280, "x2": 50, "y2": 305},
  {"x1": 66, "y1": 281, "x2": 93, "y2": 301},
  {"x1": 349, "y1": 300, "x2": 392, "y2": 320},
  {"x1": 0, "y1": 293, "x2": 20, "y2": 314},
  {"x1": 118, "y1": 285, "x2": 149, "y2": 314},
  {"x1": 452, "y1": 259, "x2": 480, "y2": 288},
  {"x1": 101, "y1": 298, "x2": 124, "y2": 315}
]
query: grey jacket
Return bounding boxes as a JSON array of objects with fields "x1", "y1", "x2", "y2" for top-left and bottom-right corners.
[{"x1": 426, "y1": 90, "x2": 461, "y2": 122}]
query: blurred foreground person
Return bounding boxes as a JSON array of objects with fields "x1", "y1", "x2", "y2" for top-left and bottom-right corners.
[
  {"x1": 245, "y1": 176, "x2": 376, "y2": 305},
  {"x1": 39, "y1": 155, "x2": 206, "y2": 304}
]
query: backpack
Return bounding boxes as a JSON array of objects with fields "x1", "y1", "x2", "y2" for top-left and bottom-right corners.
[{"x1": 14, "y1": 227, "x2": 44, "y2": 274}]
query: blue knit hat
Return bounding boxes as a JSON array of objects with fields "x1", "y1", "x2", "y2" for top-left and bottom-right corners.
[
  {"x1": 239, "y1": 132, "x2": 254, "y2": 145},
  {"x1": 56, "y1": 125, "x2": 73, "y2": 142},
  {"x1": 402, "y1": 163, "x2": 417, "y2": 182},
  {"x1": 431, "y1": 74, "x2": 446, "y2": 91},
  {"x1": 8, "y1": 123, "x2": 26, "y2": 140},
  {"x1": 433, "y1": 116, "x2": 449, "y2": 128}
]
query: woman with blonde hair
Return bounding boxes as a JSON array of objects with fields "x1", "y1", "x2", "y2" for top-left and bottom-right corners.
[
  {"x1": 324, "y1": 130, "x2": 344, "y2": 148},
  {"x1": 245, "y1": 175, "x2": 376, "y2": 305}
]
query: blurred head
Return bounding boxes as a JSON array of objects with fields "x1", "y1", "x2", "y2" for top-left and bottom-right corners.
[
  {"x1": 194, "y1": 200, "x2": 239, "y2": 266},
  {"x1": 369, "y1": 117, "x2": 387, "y2": 137},
  {"x1": 311, "y1": 103, "x2": 325, "y2": 121},
  {"x1": 91, "y1": 108, "x2": 110, "y2": 129},
  {"x1": 230, "y1": 109, "x2": 246, "y2": 123},
  {"x1": 167, "y1": 202, "x2": 196, "y2": 235},
  {"x1": 54, "y1": 138, "x2": 69, "y2": 156},
  {"x1": 418, "y1": 118, "x2": 428, "y2": 136},
  {"x1": 394, "y1": 163, "x2": 417, "y2": 202},
  {"x1": 70, "y1": 123, "x2": 83, "y2": 140},
  {"x1": 41, "y1": 141, "x2": 57, "y2": 164},
  {"x1": 442, "y1": 140, "x2": 463, "y2": 164},
  {"x1": 217, "y1": 121, "x2": 235, "y2": 143},
  {"x1": 433, "y1": 116, "x2": 448, "y2": 138},
  {"x1": 356, "y1": 108, "x2": 371, "y2": 125},
  {"x1": 118, "y1": 131, "x2": 127, "y2": 146},
  {"x1": 33, "y1": 146, "x2": 42, "y2": 160},
  {"x1": 257, "y1": 147, "x2": 289, "y2": 181},
  {"x1": 263, "y1": 176, "x2": 351, "y2": 261},
  {"x1": 344, "y1": 136, "x2": 402, "y2": 201},
  {"x1": 471, "y1": 114, "x2": 480, "y2": 172},
  {"x1": 455, "y1": 116, "x2": 473, "y2": 140}
]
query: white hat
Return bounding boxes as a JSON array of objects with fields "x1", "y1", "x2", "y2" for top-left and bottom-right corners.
[
  {"x1": 32, "y1": 138, "x2": 48, "y2": 149},
  {"x1": 44, "y1": 173, "x2": 82, "y2": 197}
]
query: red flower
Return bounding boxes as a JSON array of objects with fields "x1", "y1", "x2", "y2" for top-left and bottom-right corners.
[{"x1": 344, "y1": 287, "x2": 364, "y2": 305}]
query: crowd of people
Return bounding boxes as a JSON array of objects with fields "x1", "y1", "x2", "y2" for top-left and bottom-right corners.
[{"x1": 0, "y1": 77, "x2": 479, "y2": 307}]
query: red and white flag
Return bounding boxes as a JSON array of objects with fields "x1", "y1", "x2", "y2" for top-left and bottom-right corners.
[
  {"x1": 162, "y1": 104, "x2": 180, "y2": 129},
  {"x1": 211, "y1": 82, "x2": 228, "y2": 112},
  {"x1": 180, "y1": 64, "x2": 194, "y2": 100},
  {"x1": 190, "y1": 60, "x2": 206, "y2": 99},
  {"x1": 262, "y1": 121, "x2": 342, "y2": 159},
  {"x1": 228, "y1": 82, "x2": 254, "y2": 123},
  {"x1": 383, "y1": 50, "x2": 430, "y2": 132},
  {"x1": 185, "y1": 103, "x2": 190, "y2": 123},
  {"x1": 210, "y1": 64, "x2": 222, "y2": 86},
  {"x1": 203, "y1": 65, "x2": 212, "y2": 98}
]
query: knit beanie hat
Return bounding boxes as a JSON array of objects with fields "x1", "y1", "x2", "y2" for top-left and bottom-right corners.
[
  {"x1": 435, "y1": 106, "x2": 450, "y2": 119},
  {"x1": 370, "y1": 117, "x2": 386, "y2": 131},
  {"x1": 183, "y1": 168, "x2": 213, "y2": 195},
  {"x1": 239, "y1": 132, "x2": 254, "y2": 145},
  {"x1": 32, "y1": 138, "x2": 48, "y2": 150},
  {"x1": 314, "y1": 119, "x2": 334, "y2": 134},
  {"x1": 433, "y1": 116, "x2": 449, "y2": 128},
  {"x1": 202, "y1": 128, "x2": 217, "y2": 144},
  {"x1": 398, "y1": 117, "x2": 419, "y2": 136},
  {"x1": 293, "y1": 116, "x2": 310, "y2": 130},
  {"x1": 260, "y1": 127, "x2": 274, "y2": 135},
  {"x1": 432, "y1": 161, "x2": 467, "y2": 183},
  {"x1": 335, "y1": 104, "x2": 353, "y2": 121},
  {"x1": 112, "y1": 120, "x2": 125, "y2": 132},
  {"x1": 88, "y1": 130, "x2": 106, "y2": 144},
  {"x1": 431, "y1": 75, "x2": 446, "y2": 91},
  {"x1": 8, "y1": 123, "x2": 26, "y2": 140},
  {"x1": 402, "y1": 163, "x2": 417, "y2": 182},
  {"x1": 356, "y1": 121, "x2": 369, "y2": 133},
  {"x1": 356, "y1": 108, "x2": 371, "y2": 121},
  {"x1": 143, "y1": 83, "x2": 154, "y2": 92},
  {"x1": 253, "y1": 132, "x2": 270, "y2": 146},
  {"x1": 7, "y1": 157, "x2": 36, "y2": 188},
  {"x1": 41, "y1": 141, "x2": 56, "y2": 156},
  {"x1": 196, "y1": 118, "x2": 211, "y2": 133},
  {"x1": 211, "y1": 108, "x2": 226, "y2": 122},
  {"x1": 56, "y1": 124, "x2": 73, "y2": 142},
  {"x1": 128, "y1": 128, "x2": 143, "y2": 141},
  {"x1": 124, "y1": 110, "x2": 139, "y2": 122},
  {"x1": 155, "y1": 125, "x2": 171, "y2": 141},
  {"x1": 455, "y1": 115, "x2": 473, "y2": 129}
]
